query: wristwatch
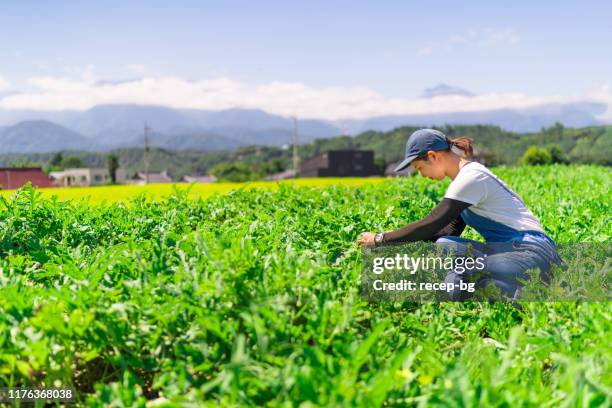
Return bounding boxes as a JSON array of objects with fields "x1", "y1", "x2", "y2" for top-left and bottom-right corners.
[{"x1": 374, "y1": 232, "x2": 385, "y2": 246}]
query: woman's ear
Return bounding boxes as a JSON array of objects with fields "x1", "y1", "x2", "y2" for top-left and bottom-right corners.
[{"x1": 427, "y1": 150, "x2": 437, "y2": 161}]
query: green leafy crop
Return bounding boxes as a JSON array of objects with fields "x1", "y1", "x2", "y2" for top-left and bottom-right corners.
[{"x1": 0, "y1": 164, "x2": 610, "y2": 407}]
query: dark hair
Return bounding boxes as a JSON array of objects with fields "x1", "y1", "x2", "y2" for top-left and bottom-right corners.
[{"x1": 413, "y1": 136, "x2": 474, "y2": 162}]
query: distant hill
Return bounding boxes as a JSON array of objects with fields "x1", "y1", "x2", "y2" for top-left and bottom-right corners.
[
  {"x1": 421, "y1": 83, "x2": 475, "y2": 98},
  {"x1": 0, "y1": 105, "x2": 345, "y2": 153},
  {"x1": 0, "y1": 124, "x2": 609, "y2": 180},
  {"x1": 343, "y1": 102, "x2": 607, "y2": 134},
  {"x1": 65, "y1": 104, "x2": 201, "y2": 147},
  {"x1": 0, "y1": 120, "x2": 94, "y2": 153},
  {"x1": 62, "y1": 105, "x2": 341, "y2": 148},
  {"x1": 143, "y1": 130, "x2": 245, "y2": 151},
  {"x1": 0, "y1": 87, "x2": 607, "y2": 153}
]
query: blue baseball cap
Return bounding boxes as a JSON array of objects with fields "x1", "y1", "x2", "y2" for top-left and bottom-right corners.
[{"x1": 394, "y1": 128, "x2": 451, "y2": 172}]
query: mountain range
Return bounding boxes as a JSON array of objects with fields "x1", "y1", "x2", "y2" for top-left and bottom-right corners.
[{"x1": 0, "y1": 84, "x2": 607, "y2": 154}]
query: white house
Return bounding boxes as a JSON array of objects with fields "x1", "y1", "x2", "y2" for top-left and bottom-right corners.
[{"x1": 50, "y1": 168, "x2": 126, "y2": 187}]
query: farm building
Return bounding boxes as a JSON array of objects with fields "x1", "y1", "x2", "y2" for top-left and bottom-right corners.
[
  {"x1": 182, "y1": 175, "x2": 217, "y2": 183},
  {"x1": 0, "y1": 167, "x2": 52, "y2": 189},
  {"x1": 49, "y1": 168, "x2": 126, "y2": 187},
  {"x1": 299, "y1": 150, "x2": 380, "y2": 177},
  {"x1": 128, "y1": 170, "x2": 172, "y2": 185}
]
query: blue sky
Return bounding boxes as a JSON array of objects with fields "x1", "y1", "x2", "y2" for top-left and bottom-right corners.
[{"x1": 1, "y1": 1, "x2": 611, "y2": 119}]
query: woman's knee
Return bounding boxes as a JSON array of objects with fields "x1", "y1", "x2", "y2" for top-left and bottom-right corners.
[
  {"x1": 435, "y1": 236, "x2": 463, "y2": 258},
  {"x1": 435, "y1": 235, "x2": 485, "y2": 257},
  {"x1": 435, "y1": 235, "x2": 463, "y2": 244}
]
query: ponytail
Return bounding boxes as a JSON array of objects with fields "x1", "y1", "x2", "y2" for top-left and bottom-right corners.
[{"x1": 447, "y1": 137, "x2": 474, "y2": 157}]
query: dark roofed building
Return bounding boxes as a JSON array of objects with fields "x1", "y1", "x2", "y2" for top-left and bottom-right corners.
[
  {"x1": 299, "y1": 150, "x2": 380, "y2": 177},
  {"x1": 0, "y1": 167, "x2": 52, "y2": 189}
]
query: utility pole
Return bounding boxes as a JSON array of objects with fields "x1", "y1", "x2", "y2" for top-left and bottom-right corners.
[
  {"x1": 342, "y1": 121, "x2": 349, "y2": 137},
  {"x1": 144, "y1": 124, "x2": 150, "y2": 184},
  {"x1": 292, "y1": 116, "x2": 299, "y2": 178}
]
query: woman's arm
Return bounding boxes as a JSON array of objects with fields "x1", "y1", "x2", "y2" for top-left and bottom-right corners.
[
  {"x1": 382, "y1": 198, "x2": 471, "y2": 244},
  {"x1": 430, "y1": 215, "x2": 466, "y2": 242}
]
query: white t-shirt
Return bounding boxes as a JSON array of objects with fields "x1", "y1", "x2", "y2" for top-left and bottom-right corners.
[{"x1": 444, "y1": 162, "x2": 545, "y2": 233}]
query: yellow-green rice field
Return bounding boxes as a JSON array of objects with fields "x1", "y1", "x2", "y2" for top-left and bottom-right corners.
[{"x1": 0, "y1": 177, "x2": 387, "y2": 204}]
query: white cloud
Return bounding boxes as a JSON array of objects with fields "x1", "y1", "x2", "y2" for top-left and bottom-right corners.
[{"x1": 0, "y1": 75, "x2": 609, "y2": 122}]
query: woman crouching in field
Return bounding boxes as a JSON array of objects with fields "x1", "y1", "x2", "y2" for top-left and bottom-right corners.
[{"x1": 357, "y1": 128, "x2": 562, "y2": 300}]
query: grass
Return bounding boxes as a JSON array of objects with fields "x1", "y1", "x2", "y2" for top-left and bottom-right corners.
[
  {"x1": 0, "y1": 177, "x2": 386, "y2": 204},
  {"x1": 0, "y1": 164, "x2": 609, "y2": 406}
]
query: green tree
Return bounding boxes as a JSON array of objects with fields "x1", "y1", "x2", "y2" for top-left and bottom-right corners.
[
  {"x1": 50, "y1": 152, "x2": 63, "y2": 167},
  {"x1": 208, "y1": 162, "x2": 254, "y2": 182},
  {"x1": 256, "y1": 159, "x2": 284, "y2": 176},
  {"x1": 543, "y1": 122, "x2": 565, "y2": 138},
  {"x1": 60, "y1": 156, "x2": 85, "y2": 169},
  {"x1": 7, "y1": 159, "x2": 41, "y2": 168},
  {"x1": 520, "y1": 146, "x2": 552, "y2": 165},
  {"x1": 106, "y1": 154, "x2": 120, "y2": 183},
  {"x1": 547, "y1": 144, "x2": 568, "y2": 164}
]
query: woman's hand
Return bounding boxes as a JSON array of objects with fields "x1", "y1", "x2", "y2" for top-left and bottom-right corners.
[{"x1": 357, "y1": 231, "x2": 376, "y2": 247}]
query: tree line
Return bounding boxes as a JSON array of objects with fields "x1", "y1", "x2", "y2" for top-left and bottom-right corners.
[{"x1": 0, "y1": 123, "x2": 609, "y2": 182}]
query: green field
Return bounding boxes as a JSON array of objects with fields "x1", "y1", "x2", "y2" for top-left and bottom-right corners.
[
  {"x1": 0, "y1": 178, "x2": 385, "y2": 205},
  {"x1": 0, "y1": 164, "x2": 610, "y2": 406}
]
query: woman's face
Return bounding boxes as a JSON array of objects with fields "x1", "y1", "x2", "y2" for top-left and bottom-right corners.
[{"x1": 411, "y1": 152, "x2": 446, "y2": 180}]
